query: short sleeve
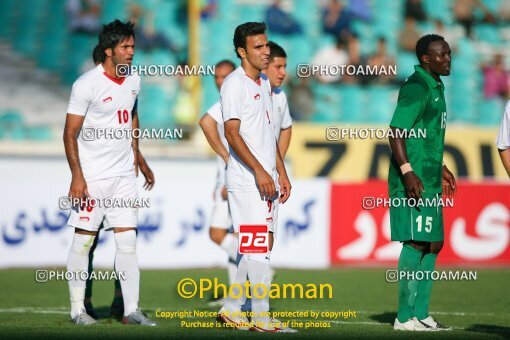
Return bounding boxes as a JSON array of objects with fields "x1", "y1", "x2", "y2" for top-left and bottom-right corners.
[
  {"x1": 280, "y1": 92, "x2": 292, "y2": 129},
  {"x1": 66, "y1": 79, "x2": 93, "y2": 116},
  {"x1": 205, "y1": 101, "x2": 222, "y2": 124},
  {"x1": 390, "y1": 82, "x2": 427, "y2": 130},
  {"x1": 221, "y1": 76, "x2": 244, "y2": 122},
  {"x1": 496, "y1": 101, "x2": 510, "y2": 150}
]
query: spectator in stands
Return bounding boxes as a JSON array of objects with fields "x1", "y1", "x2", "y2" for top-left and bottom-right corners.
[
  {"x1": 398, "y1": 16, "x2": 421, "y2": 52},
  {"x1": 344, "y1": 33, "x2": 363, "y2": 84},
  {"x1": 433, "y1": 20, "x2": 463, "y2": 50},
  {"x1": 404, "y1": 0, "x2": 427, "y2": 22},
  {"x1": 66, "y1": 0, "x2": 101, "y2": 35},
  {"x1": 129, "y1": 5, "x2": 180, "y2": 54},
  {"x1": 201, "y1": 0, "x2": 218, "y2": 20},
  {"x1": 311, "y1": 34, "x2": 349, "y2": 83},
  {"x1": 288, "y1": 77, "x2": 314, "y2": 121},
  {"x1": 346, "y1": 0, "x2": 372, "y2": 21},
  {"x1": 366, "y1": 37, "x2": 397, "y2": 85},
  {"x1": 322, "y1": 0, "x2": 353, "y2": 37},
  {"x1": 482, "y1": 54, "x2": 509, "y2": 100},
  {"x1": 453, "y1": 0, "x2": 496, "y2": 38},
  {"x1": 265, "y1": 0, "x2": 303, "y2": 35}
]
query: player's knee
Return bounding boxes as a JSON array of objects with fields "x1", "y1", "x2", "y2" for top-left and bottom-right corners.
[
  {"x1": 114, "y1": 229, "x2": 137, "y2": 254},
  {"x1": 406, "y1": 240, "x2": 428, "y2": 253},
  {"x1": 430, "y1": 241, "x2": 444, "y2": 254},
  {"x1": 70, "y1": 233, "x2": 96, "y2": 255},
  {"x1": 209, "y1": 227, "x2": 227, "y2": 245}
]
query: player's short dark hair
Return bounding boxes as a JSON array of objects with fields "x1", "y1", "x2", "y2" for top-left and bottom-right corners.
[
  {"x1": 92, "y1": 44, "x2": 105, "y2": 64},
  {"x1": 416, "y1": 34, "x2": 445, "y2": 63},
  {"x1": 233, "y1": 22, "x2": 267, "y2": 58},
  {"x1": 98, "y1": 19, "x2": 135, "y2": 54},
  {"x1": 215, "y1": 59, "x2": 236, "y2": 70},
  {"x1": 268, "y1": 41, "x2": 286, "y2": 62}
]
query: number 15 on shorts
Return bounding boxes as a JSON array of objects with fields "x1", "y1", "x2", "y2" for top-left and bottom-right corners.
[
  {"x1": 416, "y1": 215, "x2": 432, "y2": 233},
  {"x1": 239, "y1": 225, "x2": 268, "y2": 254}
]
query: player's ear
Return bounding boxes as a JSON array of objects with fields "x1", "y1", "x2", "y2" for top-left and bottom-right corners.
[
  {"x1": 105, "y1": 48, "x2": 113, "y2": 58},
  {"x1": 420, "y1": 54, "x2": 430, "y2": 65},
  {"x1": 237, "y1": 47, "x2": 247, "y2": 59}
]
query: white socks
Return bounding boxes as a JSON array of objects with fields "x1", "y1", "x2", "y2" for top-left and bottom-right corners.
[
  {"x1": 67, "y1": 233, "x2": 95, "y2": 318},
  {"x1": 247, "y1": 253, "x2": 271, "y2": 324},
  {"x1": 220, "y1": 233, "x2": 238, "y2": 284},
  {"x1": 223, "y1": 254, "x2": 248, "y2": 311},
  {"x1": 114, "y1": 230, "x2": 139, "y2": 316}
]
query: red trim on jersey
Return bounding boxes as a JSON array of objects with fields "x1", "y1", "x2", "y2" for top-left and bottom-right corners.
[
  {"x1": 245, "y1": 73, "x2": 261, "y2": 86},
  {"x1": 103, "y1": 71, "x2": 126, "y2": 85}
]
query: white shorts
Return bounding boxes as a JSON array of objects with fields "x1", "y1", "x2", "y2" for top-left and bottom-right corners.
[
  {"x1": 67, "y1": 176, "x2": 138, "y2": 232},
  {"x1": 228, "y1": 190, "x2": 279, "y2": 233},
  {"x1": 210, "y1": 195, "x2": 232, "y2": 229}
]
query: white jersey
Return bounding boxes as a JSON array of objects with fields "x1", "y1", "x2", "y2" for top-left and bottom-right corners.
[
  {"x1": 496, "y1": 100, "x2": 510, "y2": 150},
  {"x1": 67, "y1": 63, "x2": 141, "y2": 182},
  {"x1": 221, "y1": 66, "x2": 277, "y2": 192},
  {"x1": 204, "y1": 101, "x2": 229, "y2": 189},
  {"x1": 271, "y1": 87, "x2": 292, "y2": 141}
]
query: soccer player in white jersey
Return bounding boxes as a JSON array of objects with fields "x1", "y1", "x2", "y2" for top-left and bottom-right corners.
[
  {"x1": 217, "y1": 22, "x2": 294, "y2": 333},
  {"x1": 497, "y1": 100, "x2": 510, "y2": 177},
  {"x1": 262, "y1": 41, "x2": 292, "y2": 156},
  {"x1": 63, "y1": 20, "x2": 155, "y2": 326},
  {"x1": 84, "y1": 44, "x2": 155, "y2": 320},
  {"x1": 199, "y1": 60, "x2": 237, "y2": 291}
]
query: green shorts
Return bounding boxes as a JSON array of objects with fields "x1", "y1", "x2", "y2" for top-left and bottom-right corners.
[{"x1": 389, "y1": 192, "x2": 444, "y2": 242}]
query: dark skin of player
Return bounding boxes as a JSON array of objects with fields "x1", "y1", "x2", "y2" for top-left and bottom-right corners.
[{"x1": 389, "y1": 40, "x2": 456, "y2": 254}]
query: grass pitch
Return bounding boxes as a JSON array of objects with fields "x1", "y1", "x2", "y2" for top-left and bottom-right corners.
[{"x1": 0, "y1": 268, "x2": 508, "y2": 339}]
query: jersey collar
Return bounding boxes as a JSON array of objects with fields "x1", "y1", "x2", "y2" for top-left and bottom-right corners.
[
  {"x1": 99, "y1": 63, "x2": 126, "y2": 85},
  {"x1": 414, "y1": 65, "x2": 443, "y2": 89}
]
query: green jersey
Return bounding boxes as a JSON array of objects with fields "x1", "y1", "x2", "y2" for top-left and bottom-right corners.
[{"x1": 388, "y1": 65, "x2": 447, "y2": 196}]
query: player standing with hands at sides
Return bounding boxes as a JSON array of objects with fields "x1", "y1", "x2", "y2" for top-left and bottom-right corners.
[
  {"x1": 217, "y1": 22, "x2": 294, "y2": 333},
  {"x1": 388, "y1": 34, "x2": 456, "y2": 331},
  {"x1": 199, "y1": 60, "x2": 238, "y2": 292},
  {"x1": 83, "y1": 44, "x2": 155, "y2": 320},
  {"x1": 63, "y1": 20, "x2": 155, "y2": 326},
  {"x1": 496, "y1": 101, "x2": 510, "y2": 177}
]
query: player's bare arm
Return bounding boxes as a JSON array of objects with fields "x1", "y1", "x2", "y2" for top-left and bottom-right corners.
[
  {"x1": 441, "y1": 165, "x2": 456, "y2": 197},
  {"x1": 132, "y1": 108, "x2": 155, "y2": 190},
  {"x1": 498, "y1": 148, "x2": 510, "y2": 177},
  {"x1": 132, "y1": 110, "x2": 140, "y2": 177},
  {"x1": 138, "y1": 153, "x2": 155, "y2": 190},
  {"x1": 278, "y1": 127, "x2": 292, "y2": 158},
  {"x1": 199, "y1": 113, "x2": 229, "y2": 164},
  {"x1": 276, "y1": 143, "x2": 291, "y2": 204},
  {"x1": 63, "y1": 113, "x2": 89, "y2": 201},
  {"x1": 389, "y1": 126, "x2": 424, "y2": 199},
  {"x1": 224, "y1": 118, "x2": 275, "y2": 199}
]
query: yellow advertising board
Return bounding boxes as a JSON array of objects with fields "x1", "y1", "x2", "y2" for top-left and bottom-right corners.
[{"x1": 287, "y1": 124, "x2": 508, "y2": 181}]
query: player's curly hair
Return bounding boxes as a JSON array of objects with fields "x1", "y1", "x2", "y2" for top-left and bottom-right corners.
[
  {"x1": 92, "y1": 44, "x2": 105, "y2": 64},
  {"x1": 98, "y1": 19, "x2": 135, "y2": 54},
  {"x1": 268, "y1": 41, "x2": 286, "y2": 61},
  {"x1": 415, "y1": 34, "x2": 445, "y2": 63},
  {"x1": 233, "y1": 22, "x2": 267, "y2": 59}
]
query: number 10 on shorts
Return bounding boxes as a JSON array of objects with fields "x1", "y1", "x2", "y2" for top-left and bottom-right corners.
[{"x1": 239, "y1": 225, "x2": 268, "y2": 254}]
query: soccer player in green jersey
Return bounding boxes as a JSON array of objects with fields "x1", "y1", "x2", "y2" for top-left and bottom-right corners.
[{"x1": 388, "y1": 34, "x2": 457, "y2": 331}]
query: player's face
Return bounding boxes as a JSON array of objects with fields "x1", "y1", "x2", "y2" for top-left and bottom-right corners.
[
  {"x1": 110, "y1": 35, "x2": 135, "y2": 66},
  {"x1": 214, "y1": 64, "x2": 234, "y2": 91},
  {"x1": 426, "y1": 40, "x2": 451, "y2": 76},
  {"x1": 241, "y1": 34, "x2": 270, "y2": 71},
  {"x1": 266, "y1": 57, "x2": 287, "y2": 88}
]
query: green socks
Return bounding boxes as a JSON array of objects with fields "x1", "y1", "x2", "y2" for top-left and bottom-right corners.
[
  {"x1": 414, "y1": 253, "x2": 438, "y2": 320},
  {"x1": 397, "y1": 244, "x2": 423, "y2": 323}
]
